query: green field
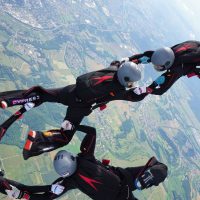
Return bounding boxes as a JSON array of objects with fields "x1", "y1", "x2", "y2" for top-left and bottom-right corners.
[{"x1": 0, "y1": 1, "x2": 199, "y2": 200}]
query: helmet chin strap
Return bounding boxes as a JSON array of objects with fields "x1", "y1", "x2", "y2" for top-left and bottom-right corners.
[
  {"x1": 127, "y1": 82, "x2": 134, "y2": 88},
  {"x1": 62, "y1": 172, "x2": 70, "y2": 177},
  {"x1": 153, "y1": 65, "x2": 165, "y2": 72}
]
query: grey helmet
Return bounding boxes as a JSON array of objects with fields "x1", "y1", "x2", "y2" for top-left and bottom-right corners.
[
  {"x1": 151, "y1": 47, "x2": 175, "y2": 71},
  {"x1": 53, "y1": 150, "x2": 77, "y2": 177},
  {"x1": 117, "y1": 62, "x2": 141, "y2": 87}
]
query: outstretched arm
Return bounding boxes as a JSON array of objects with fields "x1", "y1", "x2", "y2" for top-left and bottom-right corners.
[
  {"x1": 1, "y1": 177, "x2": 75, "y2": 200},
  {"x1": 148, "y1": 71, "x2": 181, "y2": 95},
  {"x1": 129, "y1": 71, "x2": 181, "y2": 97},
  {"x1": 0, "y1": 178, "x2": 52, "y2": 200},
  {"x1": 127, "y1": 51, "x2": 154, "y2": 64},
  {"x1": 32, "y1": 177, "x2": 75, "y2": 200},
  {"x1": 77, "y1": 125, "x2": 96, "y2": 156}
]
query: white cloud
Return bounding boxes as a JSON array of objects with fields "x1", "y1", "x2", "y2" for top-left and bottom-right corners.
[
  {"x1": 102, "y1": 7, "x2": 110, "y2": 17},
  {"x1": 85, "y1": 19, "x2": 91, "y2": 24},
  {"x1": 189, "y1": 32, "x2": 196, "y2": 39},
  {"x1": 182, "y1": 2, "x2": 194, "y2": 15},
  {"x1": 85, "y1": 0, "x2": 96, "y2": 8}
]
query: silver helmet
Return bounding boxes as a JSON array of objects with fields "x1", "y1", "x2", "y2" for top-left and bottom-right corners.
[
  {"x1": 151, "y1": 47, "x2": 175, "y2": 71},
  {"x1": 117, "y1": 62, "x2": 141, "y2": 87},
  {"x1": 53, "y1": 150, "x2": 77, "y2": 177}
]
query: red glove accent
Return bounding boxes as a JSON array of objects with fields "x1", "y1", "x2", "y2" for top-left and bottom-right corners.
[
  {"x1": 131, "y1": 59, "x2": 139, "y2": 64},
  {"x1": 187, "y1": 73, "x2": 196, "y2": 78},
  {"x1": 102, "y1": 159, "x2": 110, "y2": 166},
  {"x1": 100, "y1": 105, "x2": 107, "y2": 111},
  {"x1": 146, "y1": 87, "x2": 153, "y2": 94},
  {"x1": 22, "y1": 192, "x2": 30, "y2": 200}
]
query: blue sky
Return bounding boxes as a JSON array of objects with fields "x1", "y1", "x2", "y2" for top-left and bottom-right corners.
[{"x1": 173, "y1": 0, "x2": 200, "y2": 39}]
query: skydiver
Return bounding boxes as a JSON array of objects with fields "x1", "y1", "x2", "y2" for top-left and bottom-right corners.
[
  {"x1": 0, "y1": 61, "x2": 148, "y2": 159},
  {"x1": 122, "y1": 40, "x2": 200, "y2": 95},
  {"x1": 0, "y1": 125, "x2": 168, "y2": 200}
]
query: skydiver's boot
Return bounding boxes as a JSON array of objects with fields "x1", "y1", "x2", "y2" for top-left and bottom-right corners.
[
  {"x1": 0, "y1": 90, "x2": 25, "y2": 109},
  {"x1": 23, "y1": 130, "x2": 69, "y2": 160},
  {"x1": 134, "y1": 157, "x2": 168, "y2": 190},
  {"x1": 0, "y1": 86, "x2": 47, "y2": 109}
]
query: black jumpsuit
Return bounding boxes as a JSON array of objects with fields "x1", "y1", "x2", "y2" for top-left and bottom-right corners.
[
  {"x1": 128, "y1": 40, "x2": 200, "y2": 95},
  {"x1": 0, "y1": 65, "x2": 146, "y2": 156},
  {"x1": 0, "y1": 125, "x2": 162, "y2": 200}
]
